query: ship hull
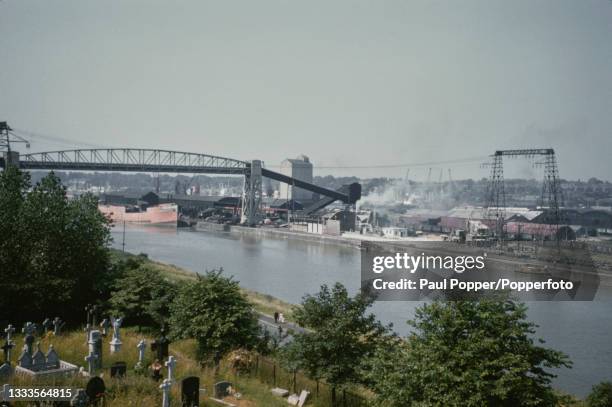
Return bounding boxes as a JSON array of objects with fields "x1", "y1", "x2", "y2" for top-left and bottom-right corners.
[{"x1": 99, "y1": 204, "x2": 178, "y2": 226}]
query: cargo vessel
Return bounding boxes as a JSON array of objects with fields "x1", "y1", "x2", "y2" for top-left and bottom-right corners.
[{"x1": 99, "y1": 203, "x2": 178, "y2": 226}]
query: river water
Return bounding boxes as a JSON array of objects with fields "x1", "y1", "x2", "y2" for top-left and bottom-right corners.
[{"x1": 110, "y1": 225, "x2": 612, "y2": 398}]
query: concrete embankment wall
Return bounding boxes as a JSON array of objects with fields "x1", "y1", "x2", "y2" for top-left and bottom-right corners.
[
  {"x1": 228, "y1": 225, "x2": 362, "y2": 249},
  {"x1": 194, "y1": 221, "x2": 230, "y2": 233}
]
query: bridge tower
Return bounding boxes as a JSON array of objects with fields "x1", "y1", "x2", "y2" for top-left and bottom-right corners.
[
  {"x1": 0, "y1": 121, "x2": 28, "y2": 168},
  {"x1": 241, "y1": 160, "x2": 263, "y2": 226},
  {"x1": 485, "y1": 148, "x2": 565, "y2": 244}
]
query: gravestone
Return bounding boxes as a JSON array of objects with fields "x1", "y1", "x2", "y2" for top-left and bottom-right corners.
[
  {"x1": 0, "y1": 383, "x2": 10, "y2": 403},
  {"x1": 85, "y1": 376, "x2": 105, "y2": 401},
  {"x1": 45, "y1": 345, "x2": 60, "y2": 369},
  {"x1": 181, "y1": 376, "x2": 200, "y2": 407},
  {"x1": 31, "y1": 344, "x2": 46, "y2": 371},
  {"x1": 23, "y1": 333, "x2": 35, "y2": 355},
  {"x1": 271, "y1": 388, "x2": 289, "y2": 397},
  {"x1": 136, "y1": 339, "x2": 146, "y2": 368},
  {"x1": 83, "y1": 324, "x2": 91, "y2": 343},
  {"x1": 99, "y1": 319, "x2": 110, "y2": 336},
  {"x1": 85, "y1": 304, "x2": 99, "y2": 326},
  {"x1": 151, "y1": 330, "x2": 170, "y2": 361},
  {"x1": 0, "y1": 363, "x2": 12, "y2": 379},
  {"x1": 159, "y1": 379, "x2": 172, "y2": 407},
  {"x1": 1, "y1": 341, "x2": 14, "y2": 364},
  {"x1": 17, "y1": 347, "x2": 32, "y2": 369},
  {"x1": 213, "y1": 381, "x2": 232, "y2": 398},
  {"x1": 53, "y1": 317, "x2": 65, "y2": 336},
  {"x1": 41, "y1": 318, "x2": 53, "y2": 334},
  {"x1": 3, "y1": 325, "x2": 15, "y2": 344},
  {"x1": 70, "y1": 389, "x2": 89, "y2": 407},
  {"x1": 87, "y1": 330, "x2": 103, "y2": 369},
  {"x1": 164, "y1": 356, "x2": 176, "y2": 383},
  {"x1": 287, "y1": 394, "x2": 300, "y2": 406},
  {"x1": 109, "y1": 317, "x2": 123, "y2": 353},
  {"x1": 297, "y1": 390, "x2": 310, "y2": 407},
  {"x1": 110, "y1": 361, "x2": 127, "y2": 378},
  {"x1": 84, "y1": 351, "x2": 97, "y2": 376},
  {"x1": 22, "y1": 322, "x2": 36, "y2": 336}
]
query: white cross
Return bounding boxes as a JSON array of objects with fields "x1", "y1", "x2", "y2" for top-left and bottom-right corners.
[
  {"x1": 4, "y1": 325, "x2": 15, "y2": 342},
  {"x1": 22, "y1": 322, "x2": 35, "y2": 336},
  {"x1": 164, "y1": 356, "x2": 177, "y2": 383},
  {"x1": 159, "y1": 379, "x2": 172, "y2": 407}
]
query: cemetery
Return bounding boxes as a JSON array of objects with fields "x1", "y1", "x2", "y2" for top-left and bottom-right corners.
[{"x1": 0, "y1": 319, "x2": 337, "y2": 406}]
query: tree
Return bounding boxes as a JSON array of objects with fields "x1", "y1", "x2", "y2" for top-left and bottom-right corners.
[
  {"x1": 168, "y1": 270, "x2": 259, "y2": 362},
  {"x1": 366, "y1": 298, "x2": 571, "y2": 407},
  {"x1": 0, "y1": 168, "x2": 111, "y2": 322},
  {"x1": 109, "y1": 263, "x2": 178, "y2": 329},
  {"x1": 280, "y1": 283, "x2": 389, "y2": 402},
  {"x1": 586, "y1": 382, "x2": 612, "y2": 407}
]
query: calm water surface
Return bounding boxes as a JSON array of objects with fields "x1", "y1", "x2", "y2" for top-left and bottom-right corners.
[{"x1": 111, "y1": 225, "x2": 612, "y2": 397}]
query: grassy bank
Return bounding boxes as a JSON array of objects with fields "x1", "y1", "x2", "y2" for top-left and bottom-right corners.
[
  {"x1": 5, "y1": 329, "x2": 289, "y2": 407},
  {"x1": 110, "y1": 249, "x2": 296, "y2": 321}
]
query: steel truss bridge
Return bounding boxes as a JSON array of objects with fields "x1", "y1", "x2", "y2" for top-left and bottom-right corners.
[{"x1": 0, "y1": 148, "x2": 361, "y2": 225}]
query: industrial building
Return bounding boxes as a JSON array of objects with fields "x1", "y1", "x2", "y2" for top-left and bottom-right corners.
[
  {"x1": 279, "y1": 155, "x2": 314, "y2": 202},
  {"x1": 400, "y1": 206, "x2": 612, "y2": 241}
]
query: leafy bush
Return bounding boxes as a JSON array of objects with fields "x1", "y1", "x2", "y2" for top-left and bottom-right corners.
[
  {"x1": 109, "y1": 261, "x2": 178, "y2": 329},
  {"x1": 280, "y1": 282, "x2": 389, "y2": 402},
  {"x1": 366, "y1": 298, "x2": 572, "y2": 407},
  {"x1": 168, "y1": 270, "x2": 260, "y2": 362},
  {"x1": 586, "y1": 382, "x2": 612, "y2": 407}
]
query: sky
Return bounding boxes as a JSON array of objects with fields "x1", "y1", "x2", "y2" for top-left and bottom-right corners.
[{"x1": 0, "y1": 0, "x2": 611, "y2": 180}]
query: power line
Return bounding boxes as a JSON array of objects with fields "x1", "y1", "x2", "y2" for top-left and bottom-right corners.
[
  {"x1": 265, "y1": 156, "x2": 487, "y2": 170},
  {"x1": 12, "y1": 128, "x2": 112, "y2": 149}
]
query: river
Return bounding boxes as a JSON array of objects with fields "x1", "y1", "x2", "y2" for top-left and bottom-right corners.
[{"x1": 110, "y1": 224, "x2": 612, "y2": 398}]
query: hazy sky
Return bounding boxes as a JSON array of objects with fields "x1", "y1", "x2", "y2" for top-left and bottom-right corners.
[{"x1": 1, "y1": 1, "x2": 611, "y2": 180}]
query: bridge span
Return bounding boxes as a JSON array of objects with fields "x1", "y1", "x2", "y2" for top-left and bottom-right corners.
[{"x1": 0, "y1": 147, "x2": 361, "y2": 225}]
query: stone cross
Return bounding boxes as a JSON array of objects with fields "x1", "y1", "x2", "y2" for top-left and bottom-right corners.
[
  {"x1": 99, "y1": 319, "x2": 111, "y2": 336},
  {"x1": 1, "y1": 341, "x2": 14, "y2": 364},
  {"x1": 136, "y1": 340, "x2": 146, "y2": 368},
  {"x1": 41, "y1": 318, "x2": 53, "y2": 333},
  {"x1": 84, "y1": 324, "x2": 92, "y2": 343},
  {"x1": 85, "y1": 304, "x2": 99, "y2": 326},
  {"x1": 164, "y1": 356, "x2": 176, "y2": 383},
  {"x1": 84, "y1": 351, "x2": 98, "y2": 375},
  {"x1": 53, "y1": 317, "x2": 65, "y2": 336},
  {"x1": 4, "y1": 325, "x2": 15, "y2": 342},
  {"x1": 22, "y1": 322, "x2": 36, "y2": 336},
  {"x1": 159, "y1": 379, "x2": 172, "y2": 407}
]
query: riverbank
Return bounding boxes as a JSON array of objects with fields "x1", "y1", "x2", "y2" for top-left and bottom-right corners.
[
  {"x1": 226, "y1": 225, "x2": 612, "y2": 287},
  {"x1": 111, "y1": 224, "x2": 612, "y2": 398},
  {"x1": 109, "y1": 249, "x2": 591, "y2": 405},
  {"x1": 110, "y1": 249, "x2": 296, "y2": 321}
]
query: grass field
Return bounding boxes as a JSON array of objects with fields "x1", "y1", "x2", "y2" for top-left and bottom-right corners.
[{"x1": 4, "y1": 329, "x2": 290, "y2": 407}]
